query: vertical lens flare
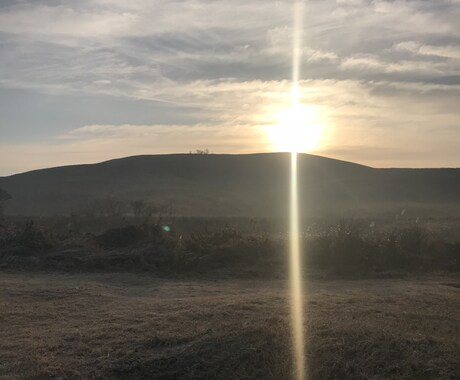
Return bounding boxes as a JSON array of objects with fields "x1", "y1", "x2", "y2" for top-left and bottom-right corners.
[
  {"x1": 290, "y1": 152, "x2": 305, "y2": 380},
  {"x1": 290, "y1": 1, "x2": 306, "y2": 380}
]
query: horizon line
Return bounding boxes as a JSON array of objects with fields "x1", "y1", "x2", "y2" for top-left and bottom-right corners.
[{"x1": 2, "y1": 151, "x2": 460, "y2": 178}]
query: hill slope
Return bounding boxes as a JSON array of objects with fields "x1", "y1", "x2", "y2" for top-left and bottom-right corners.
[{"x1": 0, "y1": 153, "x2": 459, "y2": 217}]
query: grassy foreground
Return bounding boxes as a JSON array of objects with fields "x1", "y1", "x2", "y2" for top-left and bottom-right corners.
[{"x1": 1, "y1": 273, "x2": 459, "y2": 379}]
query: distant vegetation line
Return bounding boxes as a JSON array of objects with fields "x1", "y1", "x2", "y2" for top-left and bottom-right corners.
[{"x1": 1, "y1": 215, "x2": 459, "y2": 276}]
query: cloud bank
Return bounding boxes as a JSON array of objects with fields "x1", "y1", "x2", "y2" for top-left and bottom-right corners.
[{"x1": 0, "y1": 0, "x2": 459, "y2": 174}]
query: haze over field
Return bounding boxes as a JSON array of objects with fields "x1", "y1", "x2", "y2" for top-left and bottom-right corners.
[{"x1": 1, "y1": 0, "x2": 460, "y2": 174}]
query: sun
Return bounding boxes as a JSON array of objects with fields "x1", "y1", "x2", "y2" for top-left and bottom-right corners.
[{"x1": 267, "y1": 103, "x2": 324, "y2": 153}]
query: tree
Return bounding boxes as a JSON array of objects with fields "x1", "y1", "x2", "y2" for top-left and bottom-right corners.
[
  {"x1": 190, "y1": 149, "x2": 210, "y2": 154},
  {"x1": 0, "y1": 188, "x2": 11, "y2": 217},
  {"x1": 130, "y1": 200, "x2": 146, "y2": 217},
  {"x1": 90, "y1": 197, "x2": 124, "y2": 217},
  {"x1": 100, "y1": 197, "x2": 123, "y2": 217}
]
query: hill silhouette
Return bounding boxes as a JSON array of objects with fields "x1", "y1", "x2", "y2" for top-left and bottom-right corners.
[{"x1": 0, "y1": 153, "x2": 459, "y2": 217}]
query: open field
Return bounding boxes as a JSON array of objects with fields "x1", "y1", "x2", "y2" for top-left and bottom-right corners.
[{"x1": 1, "y1": 273, "x2": 459, "y2": 379}]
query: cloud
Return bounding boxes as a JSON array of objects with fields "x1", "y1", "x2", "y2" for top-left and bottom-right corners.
[
  {"x1": 341, "y1": 55, "x2": 448, "y2": 75},
  {"x1": 0, "y1": 4, "x2": 138, "y2": 38},
  {"x1": 1, "y1": 0, "x2": 459, "y2": 95},
  {"x1": 2, "y1": 77, "x2": 459, "y2": 175},
  {"x1": 0, "y1": 0, "x2": 459, "y2": 173},
  {"x1": 394, "y1": 41, "x2": 460, "y2": 60}
]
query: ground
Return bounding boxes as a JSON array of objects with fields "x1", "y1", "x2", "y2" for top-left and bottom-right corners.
[{"x1": 1, "y1": 273, "x2": 459, "y2": 379}]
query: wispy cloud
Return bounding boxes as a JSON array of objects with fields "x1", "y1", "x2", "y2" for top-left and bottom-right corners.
[
  {"x1": 393, "y1": 41, "x2": 460, "y2": 60},
  {"x1": 0, "y1": 0, "x2": 459, "y2": 174}
]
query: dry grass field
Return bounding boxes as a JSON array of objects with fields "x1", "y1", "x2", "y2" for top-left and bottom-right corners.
[{"x1": 1, "y1": 273, "x2": 459, "y2": 379}]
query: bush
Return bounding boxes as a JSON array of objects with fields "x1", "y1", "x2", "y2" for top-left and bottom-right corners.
[
  {"x1": 0, "y1": 220, "x2": 54, "y2": 251},
  {"x1": 308, "y1": 221, "x2": 377, "y2": 275},
  {"x1": 95, "y1": 225, "x2": 146, "y2": 249},
  {"x1": 1, "y1": 217, "x2": 459, "y2": 276},
  {"x1": 177, "y1": 227, "x2": 281, "y2": 273}
]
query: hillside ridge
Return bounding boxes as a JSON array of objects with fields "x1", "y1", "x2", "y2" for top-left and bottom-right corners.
[{"x1": 1, "y1": 153, "x2": 459, "y2": 217}]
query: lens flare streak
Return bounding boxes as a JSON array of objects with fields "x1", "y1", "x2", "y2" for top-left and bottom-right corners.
[
  {"x1": 289, "y1": 1, "x2": 306, "y2": 380},
  {"x1": 290, "y1": 152, "x2": 305, "y2": 380}
]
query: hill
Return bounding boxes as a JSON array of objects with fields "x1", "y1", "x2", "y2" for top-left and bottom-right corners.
[{"x1": 0, "y1": 153, "x2": 459, "y2": 217}]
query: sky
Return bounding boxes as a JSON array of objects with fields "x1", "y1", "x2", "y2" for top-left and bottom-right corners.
[{"x1": 0, "y1": 0, "x2": 459, "y2": 175}]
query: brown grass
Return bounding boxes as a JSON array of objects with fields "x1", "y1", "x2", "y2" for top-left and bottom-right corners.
[{"x1": 1, "y1": 273, "x2": 459, "y2": 379}]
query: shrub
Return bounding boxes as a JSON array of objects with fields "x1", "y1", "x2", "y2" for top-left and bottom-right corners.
[
  {"x1": 308, "y1": 221, "x2": 376, "y2": 275},
  {"x1": 1, "y1": 217, "x2": 458, "y2": 275},
  {"x1": 95, "y1": 225, "x2": 146, "y2": 249},
  {"x1": 177, "y1": 227, "x2": 281, "y2": 273},
  {"x1": 0, "y1": 221, "x2": 17, "y2": 249},
  {"x1": 17, "y1": 221, "x2": 54, "y2": 250}
]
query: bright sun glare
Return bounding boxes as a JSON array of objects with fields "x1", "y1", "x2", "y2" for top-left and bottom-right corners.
[{"x1": 268, "y1": 103, "x2": 324, "y2": 153}]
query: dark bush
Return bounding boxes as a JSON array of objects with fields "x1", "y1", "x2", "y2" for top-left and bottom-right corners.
[
  {"x1": 18, "y1": 221, "x2": 54, "y2": 250},
  {"x1": 308, "y1": 221, "x2": 377, "y2": 275},
  {"x1": 0, "y1": 220, "x2": 55, "y2": 251},
  {"x1": 95, "y1": 225, "x2": 146, "y2": 249},
  {"x1": 1, "y1": 217, "x2": 459, "y2": 275},
  {"x1": 177, "y1": 227, "x2": 281, "y2": 272},
  {"x1": 0, "y1": 222, "x2": 16, "y2": 249},
  {"x1": 305, "y1": 223, "x2": 460, "y2": 275}
]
